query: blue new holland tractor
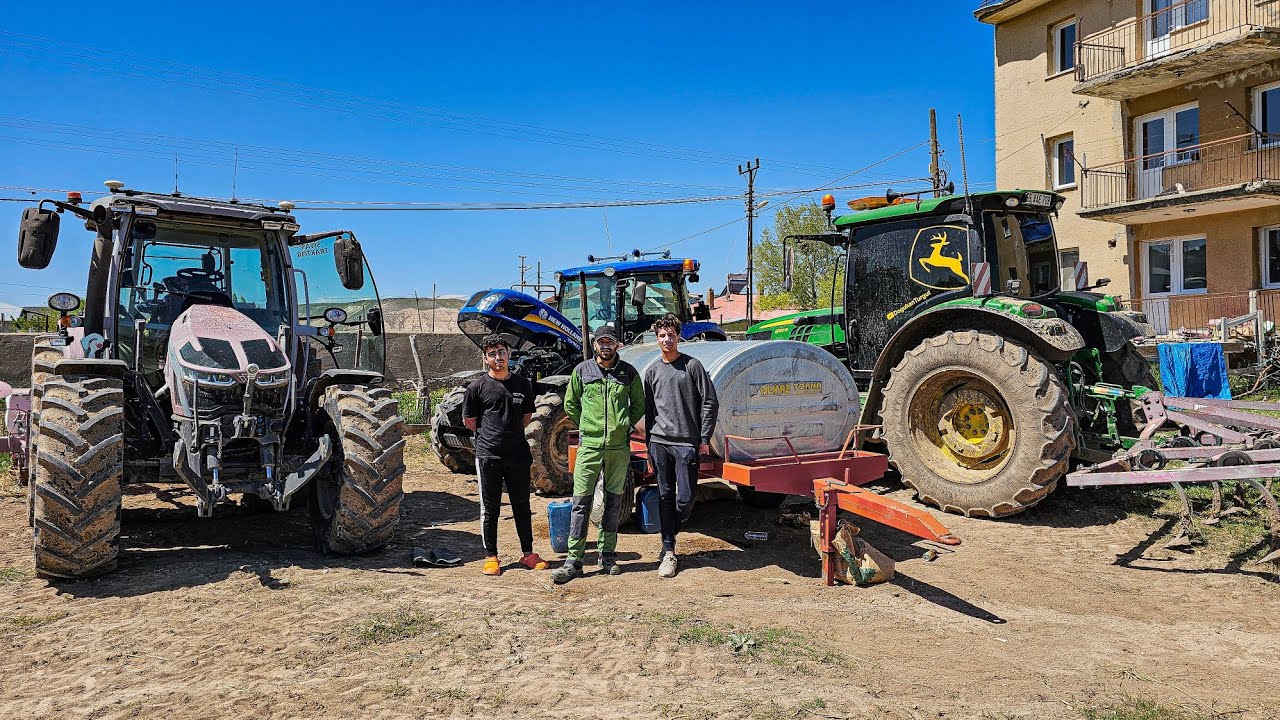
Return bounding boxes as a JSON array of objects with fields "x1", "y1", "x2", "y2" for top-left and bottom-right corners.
[{"x1": 430, "y1": 252, "x2": 725, "y2": 493}]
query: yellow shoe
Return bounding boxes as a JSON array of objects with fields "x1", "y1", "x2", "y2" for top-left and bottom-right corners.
[
  {"x1": 519, "y1": 552, "x2": 549, "y2": 570},
  {"x1": 482, "y1": 556, "x2": 502, "y2": 576}
]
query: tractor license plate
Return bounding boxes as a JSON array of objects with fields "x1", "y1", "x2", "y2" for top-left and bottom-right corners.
[{"x1": 1024, "y1": 192, "x2": 1053, "y2": 208}]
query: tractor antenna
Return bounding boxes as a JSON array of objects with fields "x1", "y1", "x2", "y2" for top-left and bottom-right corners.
[
  {"x1": 173, "y1": 153, "x2": 181, "y2": 196},
  {"x1": 957, "y1": 114, "x2": 973, "y2": 219},
  {"x1": 603, "y1": 210, "x2": 613, "y2": 254},
  {"x1": 231, "y1": 146, "x2": 240, "y2": 203}
]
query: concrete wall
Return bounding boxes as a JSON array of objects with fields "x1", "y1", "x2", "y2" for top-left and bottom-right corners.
[
  {"x1": 0, "y1": 333, "x2": 484, "y2": 390},
  {"x1": 988, "y1": 0, "x2": 1133, "y2": 290}
]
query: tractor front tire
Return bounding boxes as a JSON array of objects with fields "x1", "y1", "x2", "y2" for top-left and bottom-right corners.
[
  {"x1": 527, "y1": 389, "x2": 575, "y2": 495},
  {"x1": 31, "y1": 374, "x2": 124, "y2": 578},
  {"x1": 880, "y1": 331, "x2": 1074, "y2": 518},
  {"x1": 429, "y1": 385, "x2": 475, "y2": 474},
  {"x1": 310, "y1": 385, "x2": 406, "y2": 554}
]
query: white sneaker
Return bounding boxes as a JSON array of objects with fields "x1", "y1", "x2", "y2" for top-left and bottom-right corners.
[{"x1": 658, "y1": 551, "x2": 678, "y2": 578}]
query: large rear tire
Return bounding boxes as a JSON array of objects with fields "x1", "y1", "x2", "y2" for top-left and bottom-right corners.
[
  {"x1": 310, "y1": 385, "x2": 406, "y2": 554},
  {"x1": 32, "y1": 373, "x2": 124, "y2": 578},
  {"x1": 429, "y1": 385, "x2": 475, "y2": 474},
  {"x1": 526, "y1": 389, "x2": 575, "y2": 495},
  {"x1": 880, "y1": 330, "x2": 1074, "y2": 518}
]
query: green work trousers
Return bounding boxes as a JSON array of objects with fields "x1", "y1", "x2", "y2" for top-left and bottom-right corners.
[{"x1": 566, "y1": 444, "x2": 631, "y2": 562}]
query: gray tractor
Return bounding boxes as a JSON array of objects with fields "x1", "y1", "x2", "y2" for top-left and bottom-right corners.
[{"x1": 11, "y1": 181, "x2": 405, "y2": 578}]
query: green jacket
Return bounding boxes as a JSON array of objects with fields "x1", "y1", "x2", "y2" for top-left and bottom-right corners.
[{"x1": 565, "y1": 357, "x2": 645, "y2": 449}]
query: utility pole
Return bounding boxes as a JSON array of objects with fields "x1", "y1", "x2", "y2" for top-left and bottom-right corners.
[
  {"x1": 739, "y1": 157, "x2": 761, "y2": 325},
  {"x1": 413, "y1": 290, "x2": 424, "y2": 333},
  {"x1": 517, "y1": 255, "x2": 530, "y2": 288},
  {"x1": 929, "y1": 108, "x2": 944, "y2": 197},
  {"x1": 431, "y1": 283, "x2": 437, "y2": 332}
]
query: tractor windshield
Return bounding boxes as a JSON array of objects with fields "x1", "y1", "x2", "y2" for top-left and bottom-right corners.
[
  {"x1": 114, "y1": 219, "x2": 289, "y2": 380},
  {"x1": 557, "y1": 271, "x2": 687, "y2": 337},
  {"x1": 983, "y1": 212, "x2": 1059, "y2": 298},
  {"x1": 289, "y1": 233, "x2": 386, "y2": 376}
]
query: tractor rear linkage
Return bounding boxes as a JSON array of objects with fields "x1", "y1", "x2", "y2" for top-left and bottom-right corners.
[{"x1": 1068, "y1": 391, "x2": 1280, "y2": 562}]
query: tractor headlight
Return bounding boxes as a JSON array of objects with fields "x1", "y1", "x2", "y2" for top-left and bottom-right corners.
[
  {"x1": 254, "y1": 370, "x2": 290, "y2": 387},
  {"x1": 188, "y1": 370, "x2": 237, "y2": 387}
]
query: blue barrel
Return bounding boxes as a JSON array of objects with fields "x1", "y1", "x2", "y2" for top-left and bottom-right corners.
[
  {"x1": 634, "y1": 486, "x2": 661, "y2": 534},
  {"x1": 547, "y1": 500, "x2": 573, "y2": 552}
]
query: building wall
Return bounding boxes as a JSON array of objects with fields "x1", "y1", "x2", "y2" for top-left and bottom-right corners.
[
  {"x1": 1133, "y1": 205, "x2": 1280, "y2": 293},
  {"x1": 990, "y1": 0, "x2": 1134, "y2": 292}
]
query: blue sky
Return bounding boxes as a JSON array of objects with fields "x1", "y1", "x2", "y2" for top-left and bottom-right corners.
[{"x1": 0, "y1": 2, "x2": 999, "y2": 307}]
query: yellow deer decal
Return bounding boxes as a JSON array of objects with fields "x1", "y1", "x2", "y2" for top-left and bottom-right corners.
[{"x1": 918, "y1": 231, "x2": 969, "y2": 283}]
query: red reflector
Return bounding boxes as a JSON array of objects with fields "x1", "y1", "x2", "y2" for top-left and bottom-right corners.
[{"x1": 1023, "y1": 303, "x2": 1044, "y2": 317}]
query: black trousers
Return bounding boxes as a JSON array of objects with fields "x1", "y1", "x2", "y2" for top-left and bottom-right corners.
[
  {"x1": 649, "y1": 442, "x2": 698, "y2": 553},
  {"x1": 476, "y1": 455, "x2": 534, "y2": 555}
]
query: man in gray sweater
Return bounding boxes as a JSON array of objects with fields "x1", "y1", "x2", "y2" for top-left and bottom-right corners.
[{"x1": 643, "y1": 313, "x2": 719, "y2": 578}]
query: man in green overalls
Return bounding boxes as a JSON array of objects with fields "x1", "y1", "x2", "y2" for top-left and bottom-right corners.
[{"x1": 551, "y1": 324, "x2": 645, "y2": 584}]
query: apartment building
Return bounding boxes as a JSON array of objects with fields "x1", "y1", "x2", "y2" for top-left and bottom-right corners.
[{"x1": 976, "y1": 0, "x2": 1280, "y2": 333}]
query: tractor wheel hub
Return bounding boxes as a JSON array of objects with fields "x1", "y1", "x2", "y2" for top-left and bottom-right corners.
[{"x1": 937, "y1": 388, "x2": 1008, "y2": 462}]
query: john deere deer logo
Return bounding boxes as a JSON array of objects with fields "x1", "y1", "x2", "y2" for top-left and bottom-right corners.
[{"x1": 909, "y1": 225, "x2": 970, "y2": 290}]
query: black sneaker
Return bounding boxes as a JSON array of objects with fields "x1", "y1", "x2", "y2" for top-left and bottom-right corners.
[
  {"x1": 599, "y1": 554, "x2": 622, "y2": 576},
  {"x1": 551, "y1": 561, "x2": 583, "y2": 585}
]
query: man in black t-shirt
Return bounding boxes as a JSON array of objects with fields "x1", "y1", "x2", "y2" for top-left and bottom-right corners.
[{"x1": 463, "y1": 334, "x2": 548, "y2": 576}]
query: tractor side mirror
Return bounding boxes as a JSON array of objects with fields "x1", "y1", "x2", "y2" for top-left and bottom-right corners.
[
  {"x1": 782, "y1": 240, "x2": 794, "y2": 293},
  {"x1": 18, "y1": 206, "x2": 60, "y2": 269},
  {"x1": 366, "y1": 307, "x2": 383, "y2": 336},
  {"x1": 333, "y1": 234, "x2": 365, "y2": 291},
  {"x1": 1095, "y1": 277, "x2": 1111, "y2": 288},
  {"x1": 693, "y1": 301, "x2": 711, "y2": 321},
  {"x1": 631, "y1": 280, "x2": 648, "y2": 308}
]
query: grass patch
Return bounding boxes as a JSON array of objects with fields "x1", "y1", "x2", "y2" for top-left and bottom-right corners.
[
  {"x1": 394, "y1": 391, "x2": 429, "y2": 425},
  {"x1": 2, "y1": 611, "x2": 69, "y2": 632},
  {"x1": 384, "y1": 680, "x2": 411, "y2": 698},
  {"x1": 644, "y1": 612, "x2": 844, "y2": 666},
  {"x1": 347, "y1": 604, "x2": 437, "y2": 647},
  {"x1": 0, "y1": 454, "x2": 19, "y2": 499},
  {"x1": 0, "y1": 567, "x2": 32, "y2": 583},
  {"x1": 1081, "y1": 697, "x2": 1211, "y2": 720}
]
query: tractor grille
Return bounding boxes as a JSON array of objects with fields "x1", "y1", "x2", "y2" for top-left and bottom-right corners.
[{"x1": 189, "y1": 381, "x2": 287, "y2": 418}]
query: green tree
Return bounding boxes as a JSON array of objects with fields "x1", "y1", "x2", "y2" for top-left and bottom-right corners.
[{"x1": 753, "y1": 202, "x2": 844, "y2": 311}]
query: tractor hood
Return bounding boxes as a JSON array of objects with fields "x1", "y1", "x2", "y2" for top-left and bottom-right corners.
[
  {"x1": 167, "y1": 304, "x2": 290, "y2": 379},
  {"x1": 457, "y1": 288, "x2": 583, "y2": 354}
]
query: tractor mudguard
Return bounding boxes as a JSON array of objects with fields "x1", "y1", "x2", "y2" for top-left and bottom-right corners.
[
  {"x1": 534, "y1": 374, "x2": 571, "y2": 395},
  {"x1": 859, "y1": 306, "x2": 1084, "y2": 427},
  {"x1": 307, "y1": 369, "x2": 385, "y2": 409},
  {"x1": 52, "y1": 358, "x2": 128, "y2": 379},
  {"x1": 1050, "y1": 294, "x2": 1153, "y2": 353}
]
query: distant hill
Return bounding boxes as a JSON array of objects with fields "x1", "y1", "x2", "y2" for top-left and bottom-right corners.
[{"x1": 380, "y1": 296, "x2": 465, "y2": 333}]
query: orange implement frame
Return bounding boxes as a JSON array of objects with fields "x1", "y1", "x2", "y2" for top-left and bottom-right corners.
[{"x1": 569, "y1": 427, "x2": 961, "y2": 586}]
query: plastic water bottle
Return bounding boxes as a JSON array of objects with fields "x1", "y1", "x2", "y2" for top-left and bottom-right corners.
[{"x1": 744, "y1": 531, "x2": 768, "y2": 541}]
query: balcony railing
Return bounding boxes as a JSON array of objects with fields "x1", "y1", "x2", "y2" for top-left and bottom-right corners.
[
  {"x1": 1076, "y1": 0, "x2": 1280, "y2": 84},
  {"x1": 1080, "y1": 133, "x2": 1280, "y2": 210},
  {"x1": 1121, "y1": 289, "x2": 1280, "y2": 342}
]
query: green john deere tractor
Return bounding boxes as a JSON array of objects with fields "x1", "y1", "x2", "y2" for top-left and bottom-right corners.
[{"x1": 751, "y1": 189, "x2": 1155, "y2": 517}]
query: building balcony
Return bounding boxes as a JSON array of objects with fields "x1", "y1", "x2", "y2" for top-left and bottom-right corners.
[
  {"x1": 1074, "y1": 0, "x2": 1280, "y2": 101},
  {"x1": 1080, "y1": 133, "x2": 1280, "y2": 223}
]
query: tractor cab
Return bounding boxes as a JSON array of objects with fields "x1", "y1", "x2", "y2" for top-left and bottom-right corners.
[{"x1": 553, "y1": 252, "x2": 722, "y2": 343}]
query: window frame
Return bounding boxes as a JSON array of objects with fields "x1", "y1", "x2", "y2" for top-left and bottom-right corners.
[
  {"x1": 1050, "y1": 17, "x2": 1078, "y2": 76},
  {"x1": 1254, "y1": 80, "x2": 1280, "y2": 149},
  {"x1": 1142, "y1": 235, "x2": 1207, "y2": 297},
  {"x1": 1050, "y1": 135, "x2": 1077, "y2": 190},
  {"x1": 1259, "y1": 226, "x2": 1280, "y2": 289}
]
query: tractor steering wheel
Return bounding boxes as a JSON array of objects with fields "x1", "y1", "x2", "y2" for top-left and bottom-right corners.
[{"x1": 176, "y1": 267, "x2": 225, "y2": 283}]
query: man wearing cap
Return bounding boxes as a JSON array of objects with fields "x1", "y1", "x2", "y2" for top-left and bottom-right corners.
[{"x1": 551, "y1": 324, "x2": 645, "y2": 584}]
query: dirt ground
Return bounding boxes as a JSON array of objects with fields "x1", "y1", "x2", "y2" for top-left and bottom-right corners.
[{"x1": 2, "y1": 437, "x2": 1279, "y2": 720}]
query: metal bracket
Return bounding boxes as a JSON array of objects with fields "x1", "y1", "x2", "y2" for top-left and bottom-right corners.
[{"x1": 276, "y1": 435, "x2": 332, "y2": 510}]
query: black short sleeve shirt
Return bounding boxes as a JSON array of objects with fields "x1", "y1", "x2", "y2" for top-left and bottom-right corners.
[{"x1": 462, "y1": 373, "x2": 536, "y2": 460}]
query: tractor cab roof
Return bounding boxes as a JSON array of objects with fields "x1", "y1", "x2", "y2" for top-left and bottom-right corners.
[
  {"x1": 555, "y1": 257, "x2": 698, "y2": 279},
  {"x1": 833, "y1": 190, "x2": 1065, "y2": 231},
  {"x1": 90, "y1": 189, "x2": 298, "y2": 226}
]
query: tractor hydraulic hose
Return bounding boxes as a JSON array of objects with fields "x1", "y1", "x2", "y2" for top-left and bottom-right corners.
[{"x1": 82, "y1": 225, "x2": 112, "y2": 340}]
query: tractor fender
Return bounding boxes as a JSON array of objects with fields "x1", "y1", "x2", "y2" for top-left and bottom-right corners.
[
  {"x1": 858, "y1": 306, "x2": 1084, "y2": 427},
  {"x1": 52, "y1": 358, "x2": 128, "y2": 379},
  {"x1": 682, "y1": 321, "x2": 727, "y2": 341},
  {"x1": 307, "y1": 369, "x2": 385, "y2": 410},
  {"x1": 534, "y1": 374, "x2": 571, "y2": 394}
]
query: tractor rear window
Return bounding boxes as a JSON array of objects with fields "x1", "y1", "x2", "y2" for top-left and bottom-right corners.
[{"x1": 984, "y1": 212, "x2": 1059, "y2": 298}]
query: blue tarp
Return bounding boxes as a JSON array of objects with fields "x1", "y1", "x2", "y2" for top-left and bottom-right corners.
[{"x1": 1157, "y1": 342, "x2": 1231, "y2": 399}]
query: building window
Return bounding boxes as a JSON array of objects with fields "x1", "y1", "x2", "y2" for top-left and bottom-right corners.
[
  {"x1": 1134, "y1": 103, "x2": 1199, "y2": 199},
  {"x1": 1261, "y1": 227, "x2": 1280, "y2": 288},
  {"x1": 1051, "y1": 136, "x2": 1076, "y2": 189},
  {"x1": 1255, "y1": 81, "x2": 1280, "y2": 148},
  {"x1": 1051, "y1": 18, "x2": 1077, "y2": 75},
  {"x1": 1144, "y1": 237, "x2": 1207, "y2": 296}
]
